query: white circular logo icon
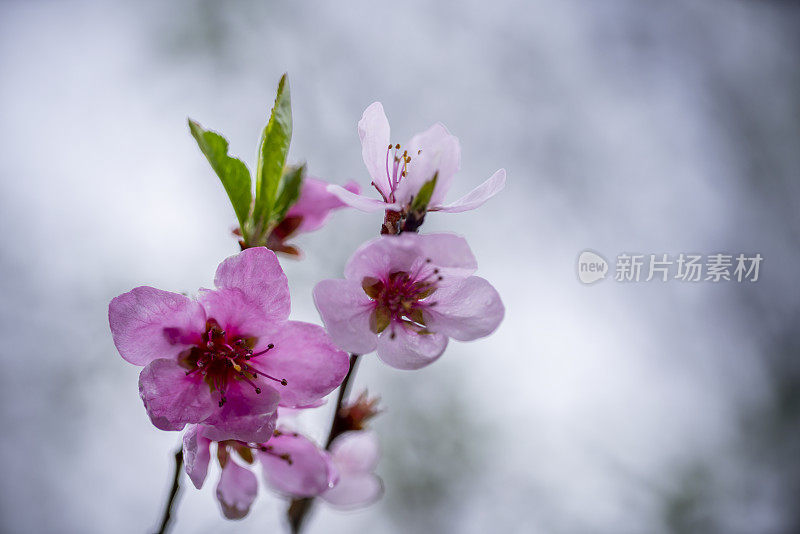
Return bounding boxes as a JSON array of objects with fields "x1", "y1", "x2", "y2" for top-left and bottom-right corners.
[{"x1": 577, "y1": 250, "x2": 608, "y2": 284}]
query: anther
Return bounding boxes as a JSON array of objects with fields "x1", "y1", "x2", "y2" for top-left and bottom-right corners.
[
  {"x1": 250, "y1": 344, "x2": 275, "y2": 358},
  {"x1": 395, "y1": 143, "x2": 400, "y2": 149}
]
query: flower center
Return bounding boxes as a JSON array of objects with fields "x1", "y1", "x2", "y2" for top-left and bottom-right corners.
[
  {"x1": 179, "y1": 319, "x2": 286, "y2": 407},
  {"x1": 362, "y1": 260, "x2": 441, "y2": 335}
]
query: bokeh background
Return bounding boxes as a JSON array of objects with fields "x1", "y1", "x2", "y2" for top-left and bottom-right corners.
[{"x1": 1, "y1": 1, "x2": 799, "y2": 532}]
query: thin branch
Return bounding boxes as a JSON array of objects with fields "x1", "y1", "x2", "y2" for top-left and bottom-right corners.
[
  {"x1": 287, "y1": 353, "x2": 361, "y2": 533},
  {"x1": 155, "y1": 446, "x2": 184, "y2": 534}
]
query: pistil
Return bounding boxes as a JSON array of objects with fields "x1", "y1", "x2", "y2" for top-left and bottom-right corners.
[{"x1": 179, "y1": 320, "x2": 286, "y2": 405}]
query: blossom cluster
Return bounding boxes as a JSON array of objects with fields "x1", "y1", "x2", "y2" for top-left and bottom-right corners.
[{"x1": 108, "y1": 76, "x2": 505, "y2": 529}]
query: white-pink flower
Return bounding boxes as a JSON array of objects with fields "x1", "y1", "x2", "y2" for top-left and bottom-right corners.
[
  {"x1": 260, "y1": 428, "x2": 383, "y2": 508},
  {"x1": 322, "y1": 431, "x2": 383, "y2": 509},
  {"x1": 313, "y1": 233, "x2": 504, "y2": 370},
  {"x1": 328, "y1": 102, "x2": 506, "y2": 214}
]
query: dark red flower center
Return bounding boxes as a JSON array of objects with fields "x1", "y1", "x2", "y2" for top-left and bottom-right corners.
[
  {"x1": 179, "y1": 319, "x2": 286, "y2": 407},
  {"x1": 362, "y1": 261, "x2": 441, "y2": 336}
]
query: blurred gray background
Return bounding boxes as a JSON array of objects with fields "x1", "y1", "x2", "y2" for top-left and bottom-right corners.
[{"x1": 1, "y1": 0, "x2": 799, "y2": 533}]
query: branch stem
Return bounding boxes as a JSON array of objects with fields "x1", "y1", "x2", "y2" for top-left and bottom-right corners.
[{"x1": 155, "y1": 446, "x2": 184, "y2": 534}]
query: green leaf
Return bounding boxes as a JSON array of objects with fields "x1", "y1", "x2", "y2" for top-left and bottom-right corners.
[
  {"x1": 253, "y1": 73, "x2": 292, "y2": 236},
  {"x1": 188, "y1": 119, "x2": 252, "y2": 234},
  {"x1": 272, "y1": 164, "x2": 306, "y2": 223},
  {"x1": 410, "y1": 172, "x2": 438, "y2": 213}
]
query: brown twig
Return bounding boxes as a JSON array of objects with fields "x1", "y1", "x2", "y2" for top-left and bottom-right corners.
[{"x1": 155, "y1": 446, "x2": 184, "y2": 534}]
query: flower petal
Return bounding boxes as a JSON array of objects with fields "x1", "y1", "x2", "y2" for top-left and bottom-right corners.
[
  {"x1": 313, "y1": 279, "x2": 377, "y2": 355},
  {"x1": 288, "y1": 178, "x2": 360, "y2": 234},
  {"x1": 434, "y1": 168, "x2": 506, "y2": 213},
  {"x1": 397, "y1": 123, "x2": 460, "y2": 207},
  {"x1": 212, "y1": 247, "x2": 290, "y2": 323},
  {"x1": 344, "y1": 233, "x2": 477, "y2": 285},
  {"x1": 322, "y1": 472, "x2": 383, "y2": 509},
  {"x1": 200, "y1": 383, "x2": 280, "y2": 443},
  {"x1": 329, "y1": 430, "x2": 381, "y2": 473},
  {"x1": 198, "y1": 288, "x2": 274, "y2": 338},
  {"x1": 251, "y1": 321, "x2": 350, "y2": 408},
  {"x1": 109, "y1": 287, "x2": 206, "y2": 366},
  {"x1": 358, "y1": 102, "x2": 392, "y2": 197},
  {"x1": 260, "y1": 430, "x2": 337, "y2": 497},
  {"x1": 326, "y1": 184, "x2": 400, "y2": 212},
  {"x1": 138, "y1": 359, "x2": 217, "y2": 431},
  {"x1": 376, "y1": 322, "x2": 448, "y2": 370},
  {"x1": 424, "y1": 276, "x2": 504, "y2": 341},
  {"x1": 183, "y1": 425, "x2": 212, "y2": 489},
  {"x1": 216, "y1": 458, "x2": 258, "y2": 520}
]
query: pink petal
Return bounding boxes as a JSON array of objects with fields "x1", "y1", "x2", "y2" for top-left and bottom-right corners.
[
  {"x1": 216, "y1": 459, "x2": 258, "y2": 520},
  {"x1": 201, "y1": 413, "x2": 277, "y2": 445},
  {"x1": 312, "y1": 279, "x2": 377, "y2": 355},
  {"x1": 324, "y1": 432, "x2": 383, "y2": 508},
  {"x1": 138, "y1": 359, "x2": 217, "y2": 431},
  {"x1": 200, "y1": 383, "x2": 280, "y2": 443},
  {"x1": 322, "y1": 472, "x2": 383, "y2": 509},
  {"x1": 358, "y1": 102, "x2": 392, "y2": 198},
  {"x1": 424, "y1": 276, "x2": 505, "y2": 341},
  {"x1": 288, "y1": 178, "x2": 360, "y2": 234},
  {"x1": 326, "y1": 184, "x2": 399, "y2": 212},
  {"x1": 260, "y1": 430, "x2": 337, "y2": 497},
  {"x1": 376, "y1": 322, "x2": 448, "y2": 370},
  {"x1": 198, "y1": 288, "x2": 275, "y2": 339},
  {"x1": 343, "y1": 233, "x2": 477, "y2": 285},
  {"x1": 250, "y1": 321, "x2": 350, "y2": 408},
  {"x1": 212, "y1": 247, "x2": 290, "y2": 323},
  {"x1": 109, "y1": 287, "x2": 206, "y2": 366},
  {"x1": 434, "y1": 168, "x2": 506, "y2": 213},
  {"x1": 397, "y1": 123, "x2": 460, "y2": 207},
  {"x1": 329, "y1": 431, "x2": 380, "y2": 473},
  {"x1": 182, "y1": 425, "x2": 212, "y2": 489}
]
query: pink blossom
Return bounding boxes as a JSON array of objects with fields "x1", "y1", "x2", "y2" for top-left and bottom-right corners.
[
  {"x1": 183, "y1": 424, "x2": 262, "y2": 519},
  {"x1": 259, "y1": 427, "x2": 338, "y2": 497},
  {"x1": 259, "y1": 428, "x2": 383, "y2": 509},
  {"x1": 265, "y1": 177, "x2": 360, "y2": 256},
  {"x1": 328, "y1": 102, "x2": 506, "y2": 214},
  {"x1": 313, "y1": 233, "x2": 504, "y2": 370},
  {"x1": 109, "y1": 247, "x2": 350, "y2": 442},
  {"x1": 322, "y1": 431, "x2": 383, "y2": 509},
  {"x1": 288, "y1": 177, "x2": 360, "y2": 234}
]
